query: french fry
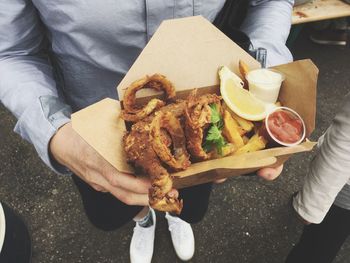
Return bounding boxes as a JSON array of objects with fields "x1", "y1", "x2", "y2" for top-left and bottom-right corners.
[
  {"x1": 210, "y1": 143, "x2": 236, "y2": 159},
  {"x1": 230, "y1": 111, "x2": 254, "y2": 133},
  {"x1": 239, "y1": 60, "x2": 250, "y2": 88},
  {"x1": 242, "y1": 135, "x2": 249, "y2": 145},
  {"x1": 234, "y1": 134, "x2": 267, "y2": 155},
  {"x1": 221, "y1": 144, "x2": 236, "y2": 156},
  {"x1": 222, "y1": 110, "x2": 245, "y2": 148}
]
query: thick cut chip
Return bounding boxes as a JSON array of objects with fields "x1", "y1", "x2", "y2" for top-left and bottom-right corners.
[
  {"x1": 230, "y1": 111, "x2": 254, "y2": 133},
  {"x1": 234, "y1": 134, "x2": 267, "y2": 155},
  {"x1": 222, "y1": 110, "x2": 244, "y2": 148}
]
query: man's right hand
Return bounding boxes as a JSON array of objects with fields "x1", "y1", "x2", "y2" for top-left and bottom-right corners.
[{"x1": 49, "y1": 122, "x2": 151, "y2": 206}]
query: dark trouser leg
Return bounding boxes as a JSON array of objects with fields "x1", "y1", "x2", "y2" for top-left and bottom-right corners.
[
  {"x1": 71, "y1": 174, "x2": 143, "y2": 231},
  {"x1": 286, "y1": 204, "x2": 350, "y2": 263},
  {"x1": 178, "y1": 183, "x2": 213, "y2": 224},
  {"x1": 72, "y1": 173, "x2": 213, "y2": 229}
]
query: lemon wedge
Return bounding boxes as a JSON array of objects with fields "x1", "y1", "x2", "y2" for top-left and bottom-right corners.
[{"x1": 219, "y1": 66, "x2": 276, "y2": 121}]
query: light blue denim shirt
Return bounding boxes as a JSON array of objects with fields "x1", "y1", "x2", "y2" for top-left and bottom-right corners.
[{"x1": 0, "y1": 0, "x2": 294, "y2": 174}]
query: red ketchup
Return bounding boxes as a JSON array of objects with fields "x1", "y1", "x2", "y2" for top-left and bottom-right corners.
[{"x1": 267, "y1": 109, "x2": 304, "y2": 144}]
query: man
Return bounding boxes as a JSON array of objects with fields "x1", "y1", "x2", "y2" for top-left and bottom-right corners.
[
  {"x1": 0, "y1": 1, "x2": 292, "y2": 262},
  {"x1": 286, "y1": 93, "x2": 350, "y2": 263}
]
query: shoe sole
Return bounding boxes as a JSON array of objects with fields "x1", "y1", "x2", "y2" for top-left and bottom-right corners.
[{"x1": 310, "y1": 36, "x2": 347, "y2": 46}]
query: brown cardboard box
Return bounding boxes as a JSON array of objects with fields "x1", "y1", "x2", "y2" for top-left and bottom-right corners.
[{"x1": 71, "y1": 16, "x2": 318, "y2": 189}]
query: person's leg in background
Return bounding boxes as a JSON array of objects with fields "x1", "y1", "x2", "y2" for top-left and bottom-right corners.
[
  {"x1": 0, "y1": 202, "x2": 32, "y2": 263},
  {"x1": 286, "y1": 204, "x2": 350, "y2": 263},
  {"x1": 294, "y1": 0, "x2": 313, "y2": 6},
  {"x1": 309, "y1": 18, "x2": 349, "y2": 46}
]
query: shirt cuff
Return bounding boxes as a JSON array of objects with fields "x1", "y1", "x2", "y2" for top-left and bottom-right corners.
[
  {"x1": 13, "y1": 95, "x2": 72, "y2": 175},
  {"x1": 292, "y1": 193, "x2": 324, "y2": 224}
]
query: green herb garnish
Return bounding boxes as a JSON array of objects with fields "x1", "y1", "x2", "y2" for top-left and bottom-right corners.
[
  {"x1": 202, "y1": 140, "x2": 214, "y2": 153},
  {"x1": 203, "y1": 104, "x2": 227, "y2": 155},
  {"x1": 210, "y1": 104, "x2": 221, "y2": 124}
]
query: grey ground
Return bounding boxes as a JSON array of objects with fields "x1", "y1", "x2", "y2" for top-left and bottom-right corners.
[{"x1": 1, "y1": 28, "x2": 350, "y2": 263}]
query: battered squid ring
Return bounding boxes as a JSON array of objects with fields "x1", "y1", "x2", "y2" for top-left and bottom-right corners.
[
  {"x1": 150, "y1": 111, "x2": 191, "y2": 171},
  {"x1": 120, "y1": 98, "x2": 165, "y2": 122},
  {"x1": 149, "y1": 189, "x2": 183, "y2": 215},
  {"x1": 123, "y1": 123, "x2": 183, "y2": 214},
  {"x1": 184, "y1": 89, "x2": 222, "y2": 160},
  {"x1": 148, "y1": 165, "x2": 183, "y2": 215},
  {"x1": 121, "y1": 74, "x2": 176, "y2": 122}
]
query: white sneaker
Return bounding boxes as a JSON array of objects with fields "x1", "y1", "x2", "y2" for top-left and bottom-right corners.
[
  {"x1": 130, "y1": 209, "x2": 156, "y2": 263},
  {"x1": 165, "y1": 213, "x2": 195, "y2": 261}
]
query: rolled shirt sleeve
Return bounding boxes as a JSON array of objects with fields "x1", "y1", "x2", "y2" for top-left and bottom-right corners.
[
  {"x1": 0, "y1": 1, "x2": 71, "y2": 175},
  {"x1": 241, "y1": 0, "x2": 294, "y2": 67},
  {"x1": 293, "y1": 93, "x2": 350, "y2": 224}
]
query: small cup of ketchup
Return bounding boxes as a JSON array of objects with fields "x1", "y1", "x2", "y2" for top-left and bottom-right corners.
[{"x1": 261, "y1": 107, "x2": 306, "y2": 147}]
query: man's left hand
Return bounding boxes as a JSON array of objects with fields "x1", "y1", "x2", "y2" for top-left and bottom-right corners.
[
  {"x1": 214, "y1": 164, "x2": 284, "y2": 184},
  {"x1": 257, "y1": 164, "x2": 283, "y2": 181}
]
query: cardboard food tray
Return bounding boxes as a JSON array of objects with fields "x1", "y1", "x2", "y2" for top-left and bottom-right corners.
[{"x1": 71, "y1": 16, "x2": 318, "y2": 189}]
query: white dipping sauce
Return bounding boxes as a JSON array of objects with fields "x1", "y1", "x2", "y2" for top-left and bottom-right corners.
[{"x1": 246, "y1": 69, "x2": 284, "y2": 103}]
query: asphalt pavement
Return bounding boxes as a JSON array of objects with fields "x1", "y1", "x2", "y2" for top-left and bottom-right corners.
[{"x1": 0, "y1": 28, "x2": 350, "y2": 263}]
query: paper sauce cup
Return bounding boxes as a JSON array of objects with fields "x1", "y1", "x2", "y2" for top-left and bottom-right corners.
[
  {"x1": 259, "y1": 107, "x2": 306, "y2": 147},
  {"x1": 246, "y1": 69, "x2": 285, "y2": 104}
]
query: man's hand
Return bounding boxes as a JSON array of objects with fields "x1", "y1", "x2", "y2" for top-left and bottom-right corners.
[
  {"x1": 50, "y1": 122, "x2": 152, "y2": 206},
  {"x1": 257, "y1": 164, "x2": 283, "y2": 181},
  {"x1": 214, "y1": 164, "x2": 284, "y2": 184}
]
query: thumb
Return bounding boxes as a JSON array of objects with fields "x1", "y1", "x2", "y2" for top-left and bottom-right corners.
[{"x1": 257, "y1": 164, "x2": 283, "y2": 181}]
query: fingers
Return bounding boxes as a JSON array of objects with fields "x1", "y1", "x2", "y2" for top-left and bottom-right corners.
[
  {"x1": 87, "y1": 172, "x2": 150, "y2": 206},
  {"x1": 56, "y1": 126, "x2": 152, "y2": 206},
  {"x1": 257, "y1": 164, "x2": 283, "y2": 181},
  {"x1": 108, "y1": 186, "x2": 149, "y2": 206},
  {"x1": 167, "y1": 189, "x2": 179, "y2": 199},
  {"x1": 102, "y1": 170, "x2": 151, "y2": 194},
  {"x1": 90, "y1": 183, "x2": 108, "y2": 192},
  {"x1": 214, "y1": 178, "x2": 227, "y2": 184}
]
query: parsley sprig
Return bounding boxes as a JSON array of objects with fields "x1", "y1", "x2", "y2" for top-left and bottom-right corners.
[{"x1": 202, "y1": 104, "x2": 227, "y2": 155}]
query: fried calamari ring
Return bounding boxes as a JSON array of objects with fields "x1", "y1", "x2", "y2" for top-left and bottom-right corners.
[
  {"x1": 120, "y1": 98, "x2": 165, "y2": 122},
  {"x1": 142, "y1": 100, "x2": 187, "y2": 123},
  {"x1": 123, "y1": 122, "x2": 183, "y2": 214},
  {"x1": 148, "y1": 163, "x2": 183, "y2": 215},
  {"x1": 121, "y1": 74, "x2": 176, "y2": 122},
  {"x1": 150, "y1": 112, "x2": 191, "y2": 171},
  {"x1": 184, "y1": 89, "x2": 222, "y2": 160},
  {"x1": 149, "y1": 190, "x2": 183, "y2": 215}
]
